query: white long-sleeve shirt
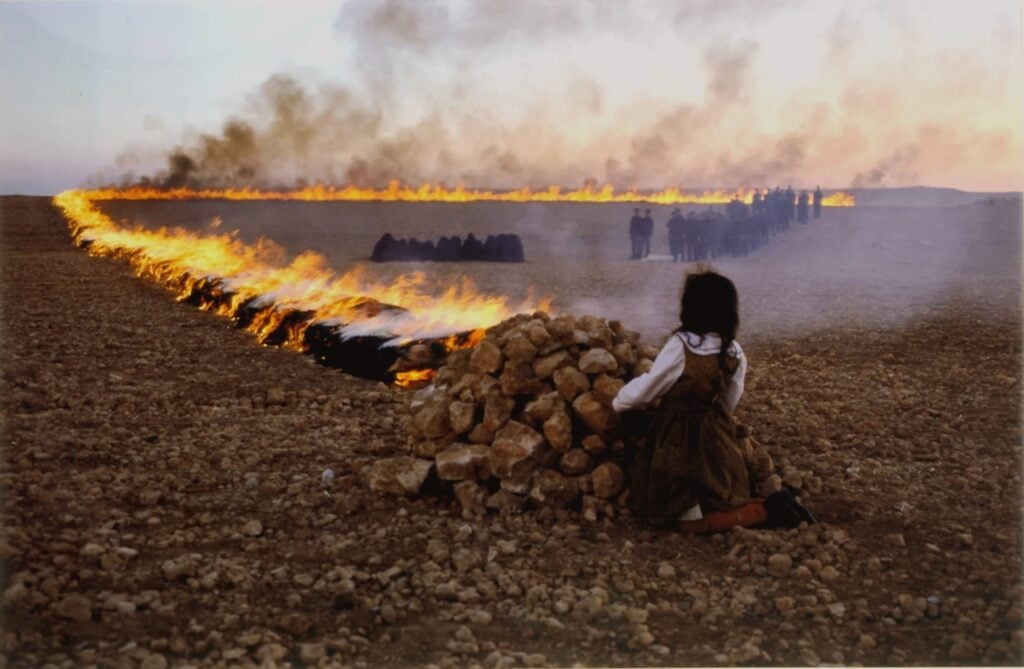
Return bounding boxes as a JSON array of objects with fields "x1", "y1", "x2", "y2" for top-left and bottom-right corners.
[{"x1": 612, "y1": 331, "x2": 747, "y2": 413}]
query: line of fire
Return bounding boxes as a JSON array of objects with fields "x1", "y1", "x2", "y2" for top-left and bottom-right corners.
[{"x1": 54, "y1": 185, "x2": 854, "y2": 387}]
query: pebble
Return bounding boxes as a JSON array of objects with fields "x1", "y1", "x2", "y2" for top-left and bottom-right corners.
[
  {"x1": 657, "y1": 562, "x2": 676, "y2": 578},
  {"x1": 819, "y1": 566, "x2": 840, "y2": 582},
  {"x1": 242, "y1": 519, "x2": 263, "y2": 537},
  {"x1": 768, "y1": 553, "x2": 792, "y2": 576}
]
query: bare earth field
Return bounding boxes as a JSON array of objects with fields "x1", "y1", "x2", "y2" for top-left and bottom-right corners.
[{"x1": 2, "y1": 195, "x2": 1022, "y2": 667}]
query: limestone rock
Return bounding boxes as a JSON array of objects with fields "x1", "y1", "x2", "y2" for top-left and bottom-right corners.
[
  {"x1": 368, "y1": 457, "x2": 434, "y2": 496},
  {"x1": 504, "y1": 334, "x2": 538, "y2": 363},
  {"x1": 448, "y1": 400, "x2": 476, "y2": 434},
  {"x1": 491, "y1": 421, "x2": 546, "y2": 479},
  {"x1": 528, "y1": 469, "x2": 579, "y2": 507},
  {"x1": 542, "y1": 410, "x2": 573, "y2": 452},
  {"x1": 454, "y1": 481, "x2": 488, "y2": 515},
  {"x1": 533, "y1": 350, "x2": 572, "y2": 380},
  {"x1": 578, "y1": 348, "x2": 618, "y2": 375},
  {"x1": 553, "y1": 366, "x2": 590, "y2": 402},
  {"x1": 592, "y1": 462, "x2": 625, "y2": 498},
  {"x1": 559, "y1": 449, "x2": 593, "y2": 476},
  {"x1": 572, "y1": 392, "x2": 620, "y2": 434},
  {"x1": 413, "y1": 396, "x2": 451, "y2": 439},
  {"x1": 500, "y1": 362, "x2": 542, "y2": 396},
  {"x1": 435, "y1": 444, "x2": 493, "y2": 481},
  {"x1": 524, "y1": 392, "x2": 563, "y2": 424},
  {"x1": 55, "y1": 594, "x2": 92, "y2": 622},
  {"x1": 482, "y1": 392, "x2": 515, "y2": 432},
  {"x1": 470, "y1": 339, "x2": 504, "y2": 374}
]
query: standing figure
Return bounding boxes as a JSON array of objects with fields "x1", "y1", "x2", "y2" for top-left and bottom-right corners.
[
  {"x1": 797, "y1": 191, "x2": 809, "y2": 224},
  {"x1": 667, "y1": 208, "x2": 685, "y2": 262},
  {"x1": 641, "y1": 209, "x2": 655, "y2": 258},
  {"x1": 629, "y1": 208, "x2": 643, "y2": 259},
  {"x1": 813, "y1": 186, "x2": 823, "y2": 219}
]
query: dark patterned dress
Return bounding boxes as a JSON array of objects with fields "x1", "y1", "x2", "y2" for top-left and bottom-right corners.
[{"x1": 628, "y1": 343, "x2": 751, "y2": 526}]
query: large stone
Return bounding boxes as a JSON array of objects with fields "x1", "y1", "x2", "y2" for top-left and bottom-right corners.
[
  {"x1": 553, "y1": 366, "x2": 590, "y2": 402},
  {"x1": 592, "y1": 462, "x2": 625, "y2": 499},
  {"x1": 447, "y1": 348, "x2": 473, "y2": 373},
  {"x1": 581, "y1": 434, "x2": 606, "y2": 456},
  {"x1": 500, "y1": 362, "x2": 542, "y2": 396},
  {"x1": 467, "y1": 424, "x2": 495, "y2": 444},
  {"x1": 436, "y1": 444, "x2": 493, "y2": 481},
  {"x1": 486, "y1": 489, "x2": 527, "y2": 512},
  {"x1": 611, "y1": 342, "x2": 638, "y2": 367},
  {"x1": 368, "y1": 457, "x2": 434, "y2": 496},
  {"x1": 533, "y1": 350, "x2": 572, "y2": 379},
  {"x1": 521, "y1": 319, "x2": 552, "y2": 347},
  {"x1": 542, "y1": 410, "x2": 573, "y2": 452},
  {"x1": 449, "y1": 401, "x2": 476, "y2": 434},
  {"x1": 591, "y1": 374, "x2": 625, "y2": 404},
  {"x1": 504, "y1": 334, "x2": 539, "y2": 363},
  {"x1": 491, "y1": 421, "x2": 546, "y2": 480},
  {"x1": 482, "y1": 392, "x2": 515, "y2": 432},
  {"x1": 578, "y1": 315, "x2": 615, "y2": 349},
  {"x1": 578, "y1": 348, "x2": 618, "y2": 375},
  {"x1": 454, "y1": 481, "x2": 488, "y2": 516},
  {"x1": 528, "y1": 469, "x2": 580, "y2": 507},
  {"x1": 559, "y1": 449, "x2": 593, "y2": 476},
  {"x1": 572, "y1": 392, "x2": 620, "y2": 434},
  {"x1": 449, "y1": 372, "x2": 481, "y2": 401},
  {"x1": 632, "y1": 359, "x2": 653, "y2": 375},
  {"x1": 412, "y1": 397, "x2": 451, "y2": 439},
  {"x1": 470, "y1": 339, "x2": 504, "y2": 374},
  {"x1": 523, "y1": 392, "x2": 564, "y2": 424},
  {"x1": 546, "y1": 315, "x2": 577, "y2": 339}
]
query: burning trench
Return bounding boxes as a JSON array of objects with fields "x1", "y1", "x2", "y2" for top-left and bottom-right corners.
[{"x1": 54, "y1": 190, "x2": 549, "y2": 386}]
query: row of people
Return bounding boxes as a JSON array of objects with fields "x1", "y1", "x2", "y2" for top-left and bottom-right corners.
[{"x1": 370, "y1": 233, "x2": 525, "y2": 263}]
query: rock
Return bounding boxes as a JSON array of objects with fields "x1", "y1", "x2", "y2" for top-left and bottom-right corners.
[
  {"x1": 454, "y1": 481, "x2": 488, "y2": 515},
  {"x1": 774, "y1": 596, "x2": 795, "y2": 612},
  {"x1": 591, "y1": 462, "x2": 625, "y2": 499},
  {"x1": 55, "y1": 594, "x2": 92, "y2": 622},
  {"x1": 413, "y1": 396, "x2": 452, "y2": 439},
  {"x1": 412, "y1": 440, "x2": 446, "y2": 459},
  {"x1": 528, "y1": 469, "x2": 579, "y2": 507},
  {"x1": 490, "y1": 421, "x2": 546, "y2": 479},
  {"x1": 800, "y1": 648, "x2": 821, "y2": 665},
  {"x1": 524, "y1": 653, "x2": 548, "y2": 667},
  {"x1": 485, "y1": 489, "x2": 526, "y2": 512},
  {"x1": 591, "y1": 374, "x2": 625, "y2": 404},
  {"x1": 949, "y1": 639, "x2": 976, "y2": 661},
  {"x1": 468, "y1": 424, "x2": 496, "y2": 445},
  {"x1": 758, "y1": 474, "x2": 783, "y2": 497},
  {"x1": 266, "y1": 387, "x2": 287, "y2": 406},
  {"x1": 278, "y1": 612, "x2": 312, "y2": 635},
  {"x1": 768, "y1": 553, "x2": 792, "y2": 577},
  {"x1": 256, "y1": 643, "x2": 288, "y2": 663},
  {"x1": 470, "y1": 339, "x2": 504, "y2": 374},
  {"x1": 523, "y1": 392, "x2": 563, "y2": 425},
  {"x1": 500, "y1": 362, "x2": 542, "y2": 396},
  {"x1": 581, "y1": 434, "x2": 606, "y2": 456},
  {"x1": 242, "y1": 519, "x2": 263, "y2": 537},
  {"x1": 885, "y1": 533, "x2": 906, "y2": 547},
  {"x1": 140, "y1": 655, "x2": 168, "y2": 669},
  {"x1": 449, "y1": 401, "x2": 476, "y2": 434},
  {"x1": 819, "y1": 565, "x2": 840, "y2": 582},
  {"x1": 559, "y1": 449, "x2": 592, "y2": 476},
  {"x1": 436, "y1": 444, "x2": 493, "y2": 481},
  {"x1": 578, "y1": 348, "x2": 618, "y2": 375},
  {"x1": 504, "y1": 335, "x2": 538, "y2": 363},
  {"x1": 482, "y1": 393, "x2": 516, "y2": 432},
  {"x1": 533, "y1": 351, "x2": 572, "y2": 380},
  {"x1": 542, "y1": 411, "x2": 573, "y2": 452},
  {"x1": 657, "y1": 562, "x2": 676, "y2": 578},
  {"x1": 299, "y1": 643, "x2": 326, "y2": 663},
  {"x1": 633, "y1": 359, "x2": 653, "y2": 375},
  {"x1": 80, "y1": 542, "x2": 105, "y2": 557},
  {"x1": 858, "y1": 634, "x2": 876, "y2": 649},
  {"x1": 611, "y1": 342, "x2": 638, "y2": 366},
  {"x1": 368, "y1": 457, "x2": 434, "y2": 496},
  {"x1": 553, "y1": 366, "x2": 590, "y2": 402},
  {"x1": 572, "y1": 392, "x2": 620, "y2": 434}
]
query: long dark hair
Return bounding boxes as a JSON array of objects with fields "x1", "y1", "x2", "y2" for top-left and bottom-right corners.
[{"x1": 676, "y1": 270, "x2": 739, "y2": 369}]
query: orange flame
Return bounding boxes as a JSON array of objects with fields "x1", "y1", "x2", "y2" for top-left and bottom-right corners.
[
  {"x1": 82, "y1": 181, "x2": 855, "y2": 206},
  {"x1": 53, "y1": 190, "x2": 552, "y2": 357},
  {"x1": 394, "y1": 369, "x2": 437, "y2": 389}
]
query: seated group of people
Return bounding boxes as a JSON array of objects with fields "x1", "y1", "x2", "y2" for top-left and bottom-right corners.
[{"x1": 370, "y1": 233, "x2": 525, "y2": 263}]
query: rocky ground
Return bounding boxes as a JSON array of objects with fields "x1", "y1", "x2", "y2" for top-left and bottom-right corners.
[{"x1": 2, "y1": 195, "x2": 1022, "y2": 667}]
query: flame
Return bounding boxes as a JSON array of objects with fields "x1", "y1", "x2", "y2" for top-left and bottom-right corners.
[
  {"x1": 82, "y1": 181, "x2": 855, "y2": 206},
  {"x1": 394, "y1": 369, "x2": 437, "y2": 389},
  {"x1": 54, "y1": 190, "x2": 552, "y2": 358}
]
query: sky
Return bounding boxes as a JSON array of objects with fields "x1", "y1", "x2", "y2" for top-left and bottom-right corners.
[{"x1": 0, "y1": 0, "x2": 1021, "y2": 195}]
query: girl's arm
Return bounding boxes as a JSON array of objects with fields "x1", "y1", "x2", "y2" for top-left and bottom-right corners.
[
  {"x1": 612, "y1": 335, "x2": 685, "y2": 412},
  {"x1": 721, "y1": 342, "x2": 748, "y2": 411}
]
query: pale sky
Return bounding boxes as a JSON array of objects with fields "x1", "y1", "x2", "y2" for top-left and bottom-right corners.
[{"x1": 1, "y1": 0, "x2": 1021, "y2": 194}]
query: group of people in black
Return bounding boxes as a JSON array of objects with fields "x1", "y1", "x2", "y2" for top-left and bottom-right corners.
[
  {"x1": 632, "y1": 187, "x2": 825, "y2": 262},
  {"x1": 370, "y1": 232, "x2": 525, "y2": 263}
]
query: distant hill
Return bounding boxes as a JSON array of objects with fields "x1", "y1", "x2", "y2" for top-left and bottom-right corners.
[{"x1": 851, "y1": 186, "x2": 1022, "y2": 207}]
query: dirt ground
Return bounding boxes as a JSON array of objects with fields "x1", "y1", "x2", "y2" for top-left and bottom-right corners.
[{"x1": 1, "y1": 195, "x2": 1022, "y2": 667}]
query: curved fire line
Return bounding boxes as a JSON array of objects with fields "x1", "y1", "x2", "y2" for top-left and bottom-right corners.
[{"x1": 56, "y1": 189, "x2": 541, "y2": 387}]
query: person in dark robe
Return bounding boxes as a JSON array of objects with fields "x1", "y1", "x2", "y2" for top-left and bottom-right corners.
[
  {"x1": 463, "y1": 233, "x2": 484, "y2": 260},
  {"x1": 797, "y1": 191, "x2": 809, "y2": 224},
  {"x1": 641, "y1": 209, "x2": 655, "y2": 258},
  {"x1": 371, "y1": 233, "x2": 395, "y2": 262},
  {"x1": 813, "y1": 186, "x2": 823, "y2": 219},
  {"x1": 629, "y1": 208, "x2": 643, "y2": 259},
  {"x1": 667, "y1": 208, "x2": 684, "y2": 262}
]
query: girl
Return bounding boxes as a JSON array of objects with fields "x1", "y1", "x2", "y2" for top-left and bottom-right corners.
[{"x1": 614, "y1": 269, "x2": 807, "y2": 530}]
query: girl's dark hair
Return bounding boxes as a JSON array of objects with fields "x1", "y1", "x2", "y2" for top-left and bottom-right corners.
[{"x1": 677, "y1": 270, "x2": 739, "y2": 369}]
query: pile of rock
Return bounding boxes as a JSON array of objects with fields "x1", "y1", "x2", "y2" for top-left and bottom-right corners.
[{"x1": 370, "y1": 311, "x2": 658, "y2": 519}]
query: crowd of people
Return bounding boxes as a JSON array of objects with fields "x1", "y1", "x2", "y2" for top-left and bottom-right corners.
[
  {"x1": 631, "y1": 187, "x2": 825, "y2": 261},
  {"x1": 370, "y1": 232, "x2": 525, "y2": 262}
]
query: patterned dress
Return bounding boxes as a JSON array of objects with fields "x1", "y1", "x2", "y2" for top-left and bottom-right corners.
[{"x1": 628, "y1": 341, "x2": 751, "y2": 526}]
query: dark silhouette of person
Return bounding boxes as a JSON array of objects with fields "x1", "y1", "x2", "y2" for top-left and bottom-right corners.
[
  {"x1": 797, "y1": 191, "x2": 809, "y2": 224},
  {"x1": 813, "y1": 186, "x2": 823, "y2": 219},
  {"x1": 667, "y1": 208, "x2": 685, "y2": 262},
  {"x1": 629, "y1": 208, "x2": 643, "y2": 259},
  {"x1": 641, "y1": 209, "x2": 655, "y2": 258},
  {"x1": 371, "y1": 233, "x2": 395, "y2": 262},
  {"x1": 463, "y1": 233, "x2": 484, "y2": 261}
]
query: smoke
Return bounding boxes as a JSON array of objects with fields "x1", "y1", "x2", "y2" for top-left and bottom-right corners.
[{"x1": 112, "y1": 1, "x2": 1021, "y2": 192}]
